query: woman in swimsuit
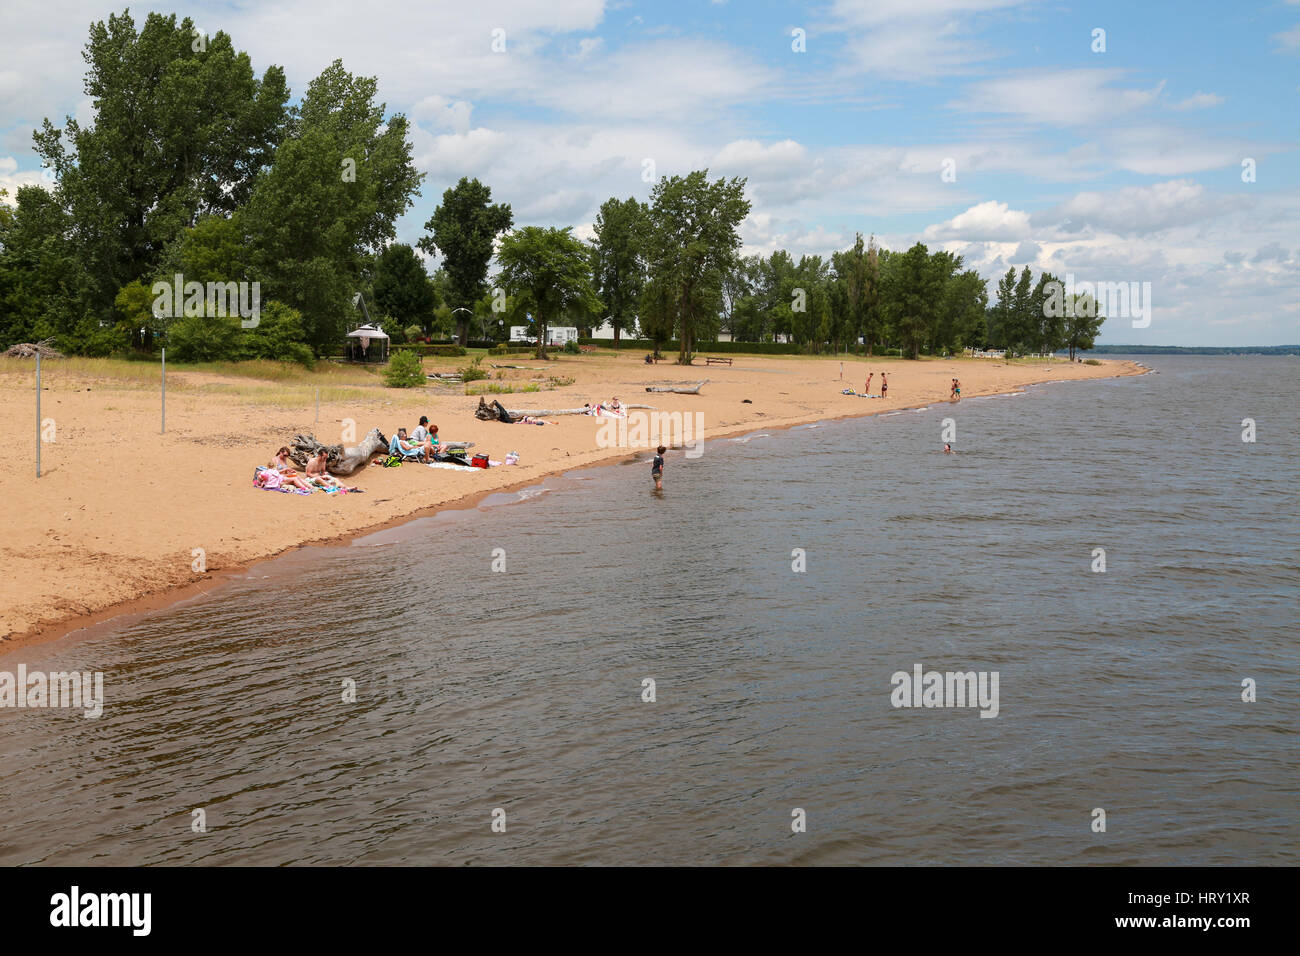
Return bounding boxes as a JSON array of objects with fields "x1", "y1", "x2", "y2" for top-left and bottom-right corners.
[
  {"x1": 268, "y1": 447, "x2": 314, "y2": 490},
  {"x1": 306, "y1": 449, "x2": 358, "y2": 491}
]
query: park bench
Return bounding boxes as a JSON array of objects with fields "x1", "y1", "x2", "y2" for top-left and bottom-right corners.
[{"x1": 704, "y1": 356, "x2": 733, "y2": 366}]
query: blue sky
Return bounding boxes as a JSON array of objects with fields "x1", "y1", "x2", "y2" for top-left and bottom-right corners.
[{"x1": 2, "y1": 0, "x2": 1298, "y2": 344}]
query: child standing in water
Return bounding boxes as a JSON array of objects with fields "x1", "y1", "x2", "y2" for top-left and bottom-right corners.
[{"x1": 651, "y1": 445, "x2": 666, "y2": 490}]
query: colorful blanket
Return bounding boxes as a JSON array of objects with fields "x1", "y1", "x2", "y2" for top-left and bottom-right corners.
[{"x1": 253, "y1": 466, "x2": 313, "y2": 495}]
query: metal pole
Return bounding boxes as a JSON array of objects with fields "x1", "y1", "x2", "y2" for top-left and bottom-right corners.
[
  {"x1": 161, "y1": 347, "x2": 166, "y2": 434},
  {"x1": 36, "y1": 352, "x2": 41, "y2": 478}
]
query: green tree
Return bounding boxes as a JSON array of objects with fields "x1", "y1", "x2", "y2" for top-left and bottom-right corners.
[
  {"x1": 1006, "y1": 266, "x2": 1035, "y2": 356},
  {"x1": 167, "y1": 314, "x2": 242, "y2": 362},
  {"x1": 987, "y1": 267, "x2": 1017, "y2": 351},
  {"x1": 0, "y1": 185, "x2": 88, "y2": 347},
  {"x1": 33, "y1": 11, "x2": 289, "y2": 321},
  {"x1": 792, "y1": 255, "x2": 832, "y2": 350},
  {"x1": 373, "y1": 243, "x2": 438, "y2": 333},
  {"x1": 638, "y1": 276, "x2": 677, "y2": 357},
  {"x1": 940, "y1": 268, "x2": 989, "y2": 352},
  {"x1": 591, "y1": 196, "x2": 648, "y2": 344},
  {"x1": 1031, "y1": 271, "x2": 1063, "y2": 356},
  {"x1": 724, "y1": 256, "x2": 764, "y2": 342},
  {"x1": 496, "y1": 226, "x2": 602, "y2": 359},
  {"x1": 1058, "y1": 289, "x2": 1106, "y2": 360},
  {"x1": 760, "y1": 250, "x2": 798, "y2": 343},
  {"x1": 880, "y1": 242, "x2": 943, "y2": 359},
  {"x1": 242, "y1": 60, "x2": 423, "y2": 355},
  {"x1": 417, "y1": 177, "x2": 512, "y2": 346},
  {"x1": 383, "y1": 348, "x2": 426, "y2": 387},
  {"x1": 832, "y1": 232, "x2": 878, "y2": 350},
  {"x1": 243, "y1": 300, "x2": 314, "y2": 365},
  {"x1": 645, "y1": 171, "x2": 750, "y2": 364}
]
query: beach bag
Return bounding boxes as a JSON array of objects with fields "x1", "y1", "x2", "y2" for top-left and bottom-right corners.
[
  {"x1": 471, "y1": 454, "x2": 489, "y2": 468},
  {"x1": 382, "y1": 454, "x2": 402, "y2": 468}
]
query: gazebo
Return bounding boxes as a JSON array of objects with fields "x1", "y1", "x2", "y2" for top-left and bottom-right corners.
[{"x1": 344, "y1": 324, "x2": 389, "y2": 363}]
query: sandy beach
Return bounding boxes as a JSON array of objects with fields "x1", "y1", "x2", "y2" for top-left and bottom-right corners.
[{"x1": 0, "y1": 351, "x2": 1139, "y2": 650}]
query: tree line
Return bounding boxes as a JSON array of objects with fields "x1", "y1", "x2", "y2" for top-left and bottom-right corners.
[{"x1": 0, "y1": 9, "x2": 1106, "y2": 366}]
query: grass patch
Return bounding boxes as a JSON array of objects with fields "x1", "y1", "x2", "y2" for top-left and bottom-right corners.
[{"x1": 465, "y1": 382, "x2": 542, "y2": 396}]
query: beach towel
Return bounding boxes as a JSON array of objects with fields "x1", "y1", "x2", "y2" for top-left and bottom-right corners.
[
  {"x1": 253, "y1": 467, "x2": 312, "y2": 495},
  {"x1": 426, "y1": 463, "x2": 483, "y2": 476},
  {"x1": 388, "y1": 434, "x2": 423, "y2": 460}
]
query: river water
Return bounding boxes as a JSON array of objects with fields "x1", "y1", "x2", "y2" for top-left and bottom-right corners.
[{"x1": 1, "y1": 356, "x2": 1296, "y2": 865}]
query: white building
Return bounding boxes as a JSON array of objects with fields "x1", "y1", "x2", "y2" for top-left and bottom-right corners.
[
  {"x1": 511, "y1": 325, "x2": 579, "y2": 346},
  {"x1": 590, "y1": 319, "x2": 639, "y2": 340}
]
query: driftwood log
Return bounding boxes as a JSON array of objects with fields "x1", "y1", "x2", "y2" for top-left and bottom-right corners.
[
  {"x1": 474, "y1": 396, "x2": 655, "y2": 421},
  {"x1": 645, "y1": 381, "x2": 707, "y2": 394},
  {"x1": 288, "y1": 429, "x2": 388, "y2": 476},
  {"x1": 3, "y1": 338, "x2": 63, "y2": 358}
]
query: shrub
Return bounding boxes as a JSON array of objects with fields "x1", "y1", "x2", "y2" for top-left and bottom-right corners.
[
  {"x1": 563, "y1": 340, "x2": 580, "y2": 354},
  {"x1": 458, "y1": 356, "x2": 489, "y2": 382},
  {"x1": 167, "y1": 314, "x2": 243, "y2": 362},
  {"x1": 61, "y1": 317, "x2": 129, "y2": 357},
  {"x1": 491, "y1": 342, "x2": 509, "y2": 355},
  {"x1": 384, "y1": 348, "x2": 426, "y2": 387},
  {"x1": 391, "y1": 343, "x2": 466, "y2": 356},
  {"x1": 1083, "y1": 358, "x2": 1102, "y2": 365},
  {"x1": 243, "y1": 301, "x2": 314, "y2": 367}
]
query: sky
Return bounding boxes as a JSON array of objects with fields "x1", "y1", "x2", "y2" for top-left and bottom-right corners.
[{"x1": 1, "y1": 0, "x2": 1297, "y2": 345}]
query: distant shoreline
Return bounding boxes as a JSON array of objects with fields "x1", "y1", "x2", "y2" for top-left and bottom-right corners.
[{"x1": 1084, "y1": 345, "x2": 1300, "y2": 356}]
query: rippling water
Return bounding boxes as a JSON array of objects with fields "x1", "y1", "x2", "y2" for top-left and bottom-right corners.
[{"x1": 2, "y1": 356, "x2": 1297, "y2": 865}]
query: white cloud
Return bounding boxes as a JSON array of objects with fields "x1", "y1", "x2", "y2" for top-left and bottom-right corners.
[
  {"x1": 411, "y1": 96, "x2": 474, "y2": 135},
  {"x1": 712, "y1": 139, "x2": 808, "y2": 178},
  {"x1": 0, "y1": 155, "x2": 49, "y2": 201},
  {"x1": 1273, "y1": 24, "x2": 1300, "y2": 50},
  {"x1": 955, "y1": 69, "x2": 1165, "y2": 126},
  {"x1": 923, "y1": 200, "x2": 1032, "y2": 241},
  {"x1": 1035, "y1": 180, "x2": 1237, "y2": 236},
  {"x1": 1172, "y1": 91, "x2": 1224, "y2": 110},
  {"x1": 821, "y1": 0, "x2": 1035, "y2": 79}
]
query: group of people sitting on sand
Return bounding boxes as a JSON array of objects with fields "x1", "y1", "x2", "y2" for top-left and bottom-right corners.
[
  {"x1": 263, "y1": 447, "x2": 362, "y2": 493},
  {"x1": 386, "y1": 415, "x2": 441, "y2": 462}
]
